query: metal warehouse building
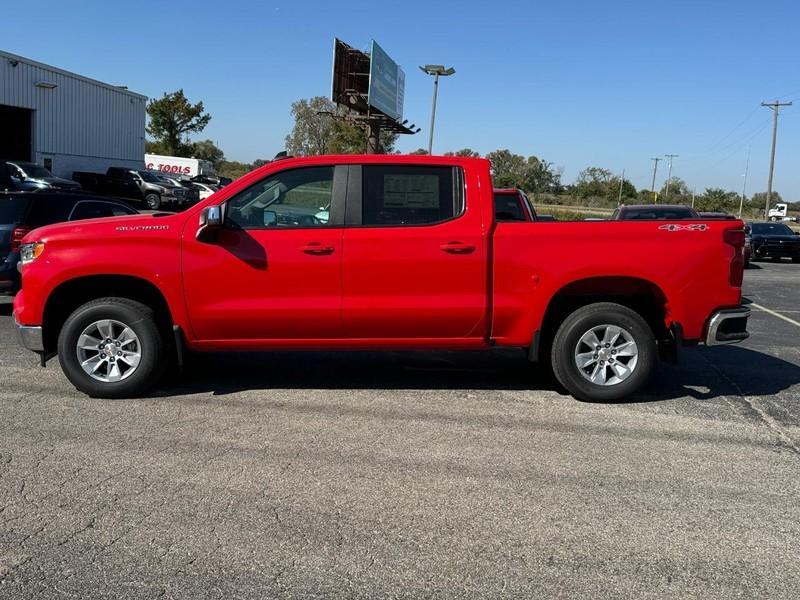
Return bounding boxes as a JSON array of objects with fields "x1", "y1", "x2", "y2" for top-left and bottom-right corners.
[{"x1": 0, "y1": 50, "x2": 146, "y2": 179}]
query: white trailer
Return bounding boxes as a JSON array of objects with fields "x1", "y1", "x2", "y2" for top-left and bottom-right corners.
[{"x1": 145, "y1": 154, "x2": 215, "y2": 178}]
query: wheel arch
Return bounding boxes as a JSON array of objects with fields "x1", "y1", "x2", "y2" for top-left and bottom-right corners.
[
  {"x1": 532, "y1": 276, "x2": 671, "y2": 362},
  {"x1": 42, "y1": 275, "x2": 174, "y2": 354}
]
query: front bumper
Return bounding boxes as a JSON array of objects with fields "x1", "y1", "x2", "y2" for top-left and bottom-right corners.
[
  {"x1": 14, "y1": 314, "x2": 44, "y2": 352},
  {"x1": 705, "y1": 307, "x2": 750, "y2": 346}
]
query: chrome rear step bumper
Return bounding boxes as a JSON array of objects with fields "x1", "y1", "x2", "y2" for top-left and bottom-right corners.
[{"x1": 705, "y1": 307, "x2": 750, "y2": 346}]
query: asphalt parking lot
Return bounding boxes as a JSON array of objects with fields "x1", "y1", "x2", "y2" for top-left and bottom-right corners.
[{"x1": 1, "y1": 261, "x2": 799, "y2": 599}]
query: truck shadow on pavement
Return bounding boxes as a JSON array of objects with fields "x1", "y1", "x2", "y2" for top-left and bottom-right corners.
[{"x1": 152, "y1": 345, "x2": 800, "y2": 404}]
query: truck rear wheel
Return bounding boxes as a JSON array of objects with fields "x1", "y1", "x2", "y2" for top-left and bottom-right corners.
[
  {"x1": 57, "y1": 298, "x2": 165, "y2": 398},
  {"x1": 551, "y1": 302, "x2": 655, "y2": 402},
  {"x1": 144, "y1": 193, "x2": 161, "y2": 210}
]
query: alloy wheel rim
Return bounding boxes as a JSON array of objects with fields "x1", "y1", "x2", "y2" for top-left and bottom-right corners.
[
  {"x1": 574, "y1": 324, "x2": 638, "y2": 386},
  {"x1": 76, "y1": 319, "x2": 141, "y2": 383}
]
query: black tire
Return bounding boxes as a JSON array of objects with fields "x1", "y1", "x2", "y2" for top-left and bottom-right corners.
[
  {"x1": 551, "y1": 302, "x2": 656, "y2": 402},
  {"x1": 144, "y1": 193, "x2": 161, "y2": 210},
  {"x1": 57, "y1": 297, "x2": 165, "y2": 398},
  {"x1": 792, "y1": 257, "x2": 800, "y2": 264}
]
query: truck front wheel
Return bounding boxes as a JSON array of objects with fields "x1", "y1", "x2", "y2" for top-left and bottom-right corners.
[
  {"x1": 551, "y1": 302, "x2": 655, "y2": 402},
  {"x1": 57, "y1": 298, "x2": 166, "y2": 398},
  {"x1": 144, "y1": 193, "x2": 161, "y2": 210}
]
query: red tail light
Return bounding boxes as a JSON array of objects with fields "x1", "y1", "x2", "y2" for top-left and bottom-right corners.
[
  {"x1": 10, "y1": 226, "x2": 32, "y2": 253},
  {"x1": 724, "y1": 226, "x2": 745, "y2": 287}
]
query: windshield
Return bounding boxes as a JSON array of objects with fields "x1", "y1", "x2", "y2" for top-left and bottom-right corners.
[
  {"x1": 750, "y1": 223, "x2": 794, "y2": 235},
  {"x1": 137, "y1": 171, "x2": 161, "y2": 183},
  {"x1": 13, "y1": 163, "x2": 52, "y2": 178}
]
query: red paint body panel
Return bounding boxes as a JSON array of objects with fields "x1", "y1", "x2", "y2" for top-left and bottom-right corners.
[{"x1": 13, "y1": 154, "x2": 744, "y2": 355}]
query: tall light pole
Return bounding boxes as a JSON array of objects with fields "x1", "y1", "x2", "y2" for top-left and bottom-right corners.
[
  {"x1": 664, "y1": 154, "x2": 678, "y2": 201},
  {"x1": 738, "y1": 149, "x2": 750, "y2": 219},
  {"x1": 761, "y1": 100, "x2": 791, "y2": 218},
  {"x1": 420, "y1": 64, "x2": 455, "y2": 155}
]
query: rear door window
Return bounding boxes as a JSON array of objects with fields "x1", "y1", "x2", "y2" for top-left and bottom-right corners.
[
  {"x1": 361, "y1": 165, "x2": 463, "y2": 226},
  {"x1": 0, "y1": 195, "x2": 30, "y2": 224},
  {"x1": 25, "y1": 196, "x2": 76, "y2": 227}
]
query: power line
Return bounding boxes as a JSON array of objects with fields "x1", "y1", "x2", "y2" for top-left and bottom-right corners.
[{"x1": 761, "y1": 100, "x2": 792, "y2": 218}]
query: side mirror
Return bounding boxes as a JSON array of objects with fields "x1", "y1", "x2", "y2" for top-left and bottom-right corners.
[{"x1": 197, "y1": 205, "x2": 223, "y2": 242}]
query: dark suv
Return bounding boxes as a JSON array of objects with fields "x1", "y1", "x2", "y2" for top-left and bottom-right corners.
[{"x1": 1, "y1": 191, "x2": 138, "y2": 294}]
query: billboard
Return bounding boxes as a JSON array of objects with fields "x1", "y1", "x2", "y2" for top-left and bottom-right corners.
[
  {"x1": 367, "y1": 40, "x2": 405, "y2": 121},
  {"x1": 331, "y1": 38, "x2": 369, "y2": 108}
]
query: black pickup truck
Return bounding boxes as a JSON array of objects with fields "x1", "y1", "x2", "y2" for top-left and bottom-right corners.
[{"x1": 72, "y1": 167, "x2": 189, "y2": 210}]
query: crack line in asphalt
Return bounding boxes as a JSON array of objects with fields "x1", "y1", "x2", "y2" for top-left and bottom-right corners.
[{"x1": 698, "y1": 350, "x2": 800, "y2": 456}]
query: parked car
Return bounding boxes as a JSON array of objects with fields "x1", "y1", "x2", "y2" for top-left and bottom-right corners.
[
  {"x1": 1, "y1": 191, "x2": 137, "y2": 294},
  {"x1": 73, "y1": 167, "x2": 188, "y2": 210},
  {"x1": 611, "y1": 205, "x2": 700, "y2": 220},
  {"x1": 1, "y1": 160, "x2": 81, "y2": 191},
  {"x1": 153, "y1": 174, "x2": 200, "y2": 206},
  {"x1": 748, "y1": 222, "x2": 800, "y2": 262},
  {"x1": 191, "y1": 181, "x2": 218, "y2": 201},
  {"x1": 744, "y1": 225, "x2": 752, "y2": 267},
  {"x1": 192, "y1": 174, "x2": 232, "y2": 188},
  {"x1": 13, "y1": 155, "x2": 748, "y2": 402}
]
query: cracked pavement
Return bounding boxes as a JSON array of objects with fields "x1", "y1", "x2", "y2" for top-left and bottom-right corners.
[{"x1": 1, "y1": 260, "x2": 799, "y2": 598}]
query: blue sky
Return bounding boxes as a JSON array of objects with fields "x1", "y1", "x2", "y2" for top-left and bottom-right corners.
[{"x1": 5, "y1": 0, "x2": 800, "y2": 197}]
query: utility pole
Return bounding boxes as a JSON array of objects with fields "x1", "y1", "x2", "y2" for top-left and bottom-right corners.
[
  {"x1": 617, "y1": 169, "x2": 625, "y2": 206},
  {"x1": 761, "y1": 100, "x2": 792, "y2": 218},
  {"x1": 691, "y1": 186, "x2": 696, "y2": 209},
  {"x1": 664, "y1": 154, "x2": 678, "y2": 201},
  {"x1": 650, "y1": 157, "x2": 661, "y2": 203},
  {"x1": 738, "y1": 149, "x2": 750, "y2": 219}
]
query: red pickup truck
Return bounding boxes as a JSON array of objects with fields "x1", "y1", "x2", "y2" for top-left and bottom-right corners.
[{"x1": 13, "y1": 155, "x2": 749, "y2": 401}]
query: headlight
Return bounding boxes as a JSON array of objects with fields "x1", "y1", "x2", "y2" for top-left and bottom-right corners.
[{"x1": 20, "y1": 242, "x2": 45, "y2": 265}]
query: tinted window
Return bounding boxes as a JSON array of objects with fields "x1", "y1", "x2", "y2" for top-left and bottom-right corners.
[
  {"x1": 70, "y1": 201, "x2": 137, "y2": 221},
  {"x1": 0, "y1": 196, "x2": 30, "y2": 224},
  {"x1": 750, "y1": 223, "x2": 793, "y2": 235},
  {"x1": 363, "y1": 165, "x2": 462, "y2": 226},
  {"x1": 226, "y1": 166, "x2": 333, "y2": 229},
  {"x1": 494, "y1": 193, "x2": 527, "y2": 222},
  {"x1": 26, "y1": 196, "x2": 76, "y2": 227}
]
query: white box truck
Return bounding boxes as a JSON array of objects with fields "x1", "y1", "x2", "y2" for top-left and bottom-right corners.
[{"x1": 144, "y1": 154, "x2": 215, "y2": 178}]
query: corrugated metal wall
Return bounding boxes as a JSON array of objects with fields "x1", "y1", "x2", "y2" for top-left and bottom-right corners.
[{"x1": 0, "y1": 51, "x2": 146, "y2": 177}]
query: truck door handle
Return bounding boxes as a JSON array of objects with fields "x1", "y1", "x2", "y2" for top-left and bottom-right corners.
[
  {"x1": 440, "y1": 242, "x2": 476, "y2": 254},
  {"x1": 302, "y1": 243, "x2": 335, "y2": 255}
]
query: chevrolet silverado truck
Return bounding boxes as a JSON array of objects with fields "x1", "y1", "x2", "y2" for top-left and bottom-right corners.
[{"x1": 13, "y1": 155, "x2": 750, "y2": 401}]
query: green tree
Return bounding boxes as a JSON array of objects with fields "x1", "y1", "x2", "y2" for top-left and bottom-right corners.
[
  {"x1": 444, "y1": 149, "x2": 480, "y2": 157},
  {"x1": 285, "y1": 96, "x2": 397, "y2": 155},
  {"x1": 408, "y1": 148, "x2": 429, "y2": 155},
  {"x1": 750, "y1": 191, "x2": 783, "y2": 208},
  {"x1": 486, "y1": 149, "x2": 528, "y2": 188},
  {"x1": 146, "y1": 89, "x2": 211, "y2": 155},
  {"x1": 695, "y1": 187, "x2": 738, "y2": 212},
  {"x1": 659, "y1": 177, "x2": 691, "y2": 203},
  {"x1": 188, "y1": 139, "x2": 225, "y2": 166}
]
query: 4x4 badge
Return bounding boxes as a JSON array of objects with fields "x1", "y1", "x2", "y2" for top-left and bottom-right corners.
[{"x1": 658, "y1": 224, "x2": 708, "y2": 232}]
